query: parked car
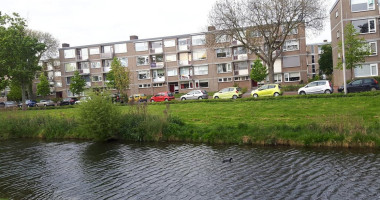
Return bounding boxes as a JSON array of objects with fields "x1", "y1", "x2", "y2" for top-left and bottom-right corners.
[
  {"x1": 111, "y1": 93, "x2": 125, "y2": 103},
  {"x1": 150, "y1": 92, "x2": 175, "y2": 102},
  {"x1": 4, "y1": 101, "x2": 18, "y2": 108},
  {"x1": 129, "y1": 94, "x2": 148, "y2": 102},
  {"x1": 0, "y1": 102, "x2": 4, "y2": 108},
  {"x1": 18, "y1": 100, "x2": 37, "y2": 108},
  {"x1": 75, "y1": 97, "x2": 91, "y2": 104},
  {"x1": 298, "y1": 80, "x2": 333, "y2": 95},
  {"x1": 213, "y1": 87, "x2": 243, "y2": 99},
  {"x1": 180, "y1": 90, "x2": 208, "y2": 100},
  {"x1": 338, "y1": 78, "x2": 379, "y2": 93},
  {"x1": 60, "y1": 97, "x2": 78, "y2": 106},
  {"x1": 251, "y1": 84, "x2": 283, "y2": 98},
  {"x1": 36, "y1": 100, "x2": 55, "y2": 107}
]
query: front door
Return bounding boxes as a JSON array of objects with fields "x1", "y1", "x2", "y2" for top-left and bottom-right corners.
[{"x1": 169, "y1": 84, "x2": 175, "y2": 93}]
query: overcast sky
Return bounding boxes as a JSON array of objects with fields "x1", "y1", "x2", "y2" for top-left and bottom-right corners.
[{"x1": 2, "y1": 0, "x2": 335, "y2": 47}]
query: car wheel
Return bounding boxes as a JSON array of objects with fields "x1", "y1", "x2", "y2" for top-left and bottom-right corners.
[
  {"x1": 151, "y1": 99, "x2": 155, "y2": 102},
  {"x1": 232, "y1": 95, "x2": 237, "y2": 99},
  {"x1": 181, "y1": 97, "x2": 186, "y2": 101},
  {"x1": 274, "y1": 92, "x2": 280, "y2": 97},
  {"x1": 370, "y1": 87, "x2": 377, "y2": 91},
  {"x1": 253, "y1": 94, "x2": 258, "y2": 98},
  {"x1": 324, "y1": 89, "x2": 331, "y2": 94},
  {"x1": 198, "y1": 96, "x2": 203, "y2": 100},
  {"x1": 44, "y1": 104, "x2": 47, "y2": 107},
  {"x1": 300, "y1": 91, "x2": 306, "y2": 95},
  {"x1": 214, "y1": 96, "x2": 219, "y2": 99},
  {"x1": 164, "y1": 99, "x2": 169, "y2": 101},
  {"x1": 36, "y1": 104, "x2": 38, "y2": 107}
]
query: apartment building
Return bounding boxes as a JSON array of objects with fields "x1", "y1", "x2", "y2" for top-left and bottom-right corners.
[
  {"x1": 331, "y1": 0, "x2": 379, "y2": 87},
  {"x1": 55, "y1": 27, "x2": 307, "y2": 98},
  {"x1": 306, "y1": 40, "x2": 331, "y2": 79},
  {"x1": 32, "y1": 59, "x2": 63, "y2": 99}
]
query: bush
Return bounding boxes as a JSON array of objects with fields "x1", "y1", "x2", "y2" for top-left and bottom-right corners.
[
  {"x1": 281, "y1": 84, "x2": 305, "y2": 91},
  {"x1": 78, "y1": 92, "x2": 121, "y2": 141}
]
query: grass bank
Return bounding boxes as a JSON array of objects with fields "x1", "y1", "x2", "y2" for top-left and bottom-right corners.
[{"x1": 1, "y1": 93, "x2": 380, "y2": 148}]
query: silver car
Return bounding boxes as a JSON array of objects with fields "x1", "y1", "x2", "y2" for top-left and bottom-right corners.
[
  {"x1": 180, "y1": 90, "x2": 208, "y2": 100},
  {"x1": 298, "y1": 80, "x2": 333, "y2": 95},
  {"x1": 36, "y1": 100, "x2": 55, "y2": 107}
]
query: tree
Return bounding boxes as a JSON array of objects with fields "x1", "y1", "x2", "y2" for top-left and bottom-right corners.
[
  {"x1": 0, "y1": 12, "x2": 46, "y2": 109},
  {"x1": 69, "y1": 71, "x2": 86, "y2": 96},
  {"x1": 108, "y1": 57, "x2": 130, "y2": 98},
  {"x1": 337, "y1": 23, "x2": 372, "y2": 79},
  {"x1": 37, "y1": 73, "x2": 50, "y2": 97},
  {"x1": 6, "y1": 81, "x2": 22, "y2": 101},
  {"x1": 208, "y1": 0, "x2": 326, "y2": 83},
  {"x1": 318, "y1": 44, "x2": 333, "y2": 76},
  {"x1": 250, "y1": 59, "x2": 268, "y2": 82}
]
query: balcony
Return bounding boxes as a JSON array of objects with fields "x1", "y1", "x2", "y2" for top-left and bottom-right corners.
[
  {"x1": 149, "y1": 48, "x2": 163, "y2": 54},
  {"x1": 103, "y1": 67, "x2": 111, "y2": 73},
  {"x1": 49, "y1": 87, "x2": 55, "y2": 93},
  {"x1": 178, "y1": 45, "x2": 191, "y2": 52},
  {"x1": 178, "y1": 60, "x2": 192, "y2": 66},
  {"x1": 179, "y1": 75, "x2": 192, "y2": 80},
  {"x1": 150, "y1": 62, "x2": 164, "y2": 69},
  {"x1": 76, "y1": 55, "x2": 89, "y2": 61},
  {"x1": 79, "y1": 68, "x2": 90, "y2": 74},
  {"x1": 153, "y1": 76, "x2": 165, "y2": 83},
  {"x1": 231, "y1": 40, "x2": 243, "y2": 46},
  {"x1": 233, "y1": 54, "x2": 248, "y2": 61},
  {"x1": 234, "y1": 69, "x2": 249, "y2": 76},
  {"x1": 100, "y1": 52, "x2": 114, "y2": 59},
  {"x1": 85, "y1": 82, "x2": 91, "y2": 88},
  {"x1": 47, "y1": 66, "x2": 54, "y2": 71}
]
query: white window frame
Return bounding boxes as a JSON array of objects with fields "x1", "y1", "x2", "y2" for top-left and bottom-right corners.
[
  {"x1": 89, "y1": 47, "x2": 100, "y2": 55},
  {"x1": 283, "y1": 40, "x2": 299, "y2": 51},
  {"x1": 218, "y1": 77, "x2": 233, "y2": 82},
  {"x1": 164, "y1": 39, "x2": 176, "y2": 47},
  {"x1": 64, "y1": 49, "x2": 75, "y2": 59},
  {"x1": 196, "y1": 80, "x2": 209, "y2": 88},
  {"x1": 353, "y1": 19, "x2": 376, "y2": 34},
  {"x1": 194, "y1": 65, "x2": 208, "y2": 75},
  {"x1": 336, "y1": 10, "x2": 339, "y2": 18},
  {"x1": 153, "y1": 83, "x2": 164, "y2": 87},
  {"x1": 114, "y1": 43, "x2": 127, "y2": 53},
  {"x1": 217, "y1": 63, "x2": 232, "y2": 73},
  {"x1": 167, "y1": 68, "x2": 178, "y2": 76},
  {"x1": 91, "y1": 75, "x2": 103, "y2": 82},
  {"x1": 64, "y1": 63, "x2": 77, "y2": 72},
  {"x1": 138, "y1": 70, "x2": 150, "y2": 80},
  {"x1": 354, "y1": 63, "x2": 378, "y2": 77},
  {"x1": 234, "y1": 76, "x2": 249, "y2": 81},
  {"x1": 274, "y1": 74, "x2": 282, "y2": 83},
  {"x1": 135, "y1": 42, "x2": 148, "y2": 52},
  {"x1": 351, "y1": 0, "x2": 375, "y2": 12},
  {"x1": 180, "y1": 81, "x2": 194, "y2": 89},
  {"x1": 136, "y1": 56, "x2": 149, "y2": 66},
  {"x1": 54, "y1": 71, "x2": 61, "y2": 77},
  {"x1": 216, "y1": 48, "x2": 231, "y2": 58},
  {"x1": 91, "y1": 61, "x2": 101, "y2": 68},
  {"x1": 192, "y1": 35, "x2": 206, "y2": 46},
  {"x1": 284, "y1": 72, "x2": 301, "y2": 82},
  {"x1": 139, "y1": 84, "x2": 151, "y2": 88},
  {"x1": 55, "y1": 81, "x2": 62, "y2": 87},
  {"x1": 193, "y1": 49, "x2": 207, "y2": 61},
  {"x1": 369, "y1": 41, "x2": 377, "y2": 55},
  {"x1": 165, "y1": 54, "x2": 177, "y2": 62},
  {"x1": 119, "y1": 57, "x2": 128, "y2": 67}
]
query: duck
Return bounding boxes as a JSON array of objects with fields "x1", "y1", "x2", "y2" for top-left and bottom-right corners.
[{"x1": 223, "y1": 158, "x2": 233, "y2": 163}]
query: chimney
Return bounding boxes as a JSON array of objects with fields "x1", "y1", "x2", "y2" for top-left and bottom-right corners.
[
  {"x1": 62, "y1": 43, "x2": 70, "y2": 48},
  {"x1": 208, "y1": 26, "x2": 216, "y2": 31},
  {"x1": 130, "y1": 35, "x2": 138, "y2": 40},
  {"x1": 323, "y1": 40, "x2": 328, "y2": 43}
]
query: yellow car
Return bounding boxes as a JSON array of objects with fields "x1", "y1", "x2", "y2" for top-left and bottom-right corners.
[
  {"x1": 213, "y1": 87, "x2": 243, "y2": 99},
  {"x1": 129, "y1": 94, "x2": 148, "y2": 102},
  {"x1": 251, "y1": 84, "x2": 283, "y2": 98}
]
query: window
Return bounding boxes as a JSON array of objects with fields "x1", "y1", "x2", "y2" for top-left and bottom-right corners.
[
  {"x1": 114, "y1": 43, "x2": 127, "y2": 53},
  {"x1": 337, "y1": 30, "x2": 340, "y2": 38},
  {"x1": 138, "y1": 70, "x2": 150, "y2": 80},
  {"x1": 369, "y1": 42, "x2": 377, "y2": 55},
  {"x1": 135, "y1": 42, "x2": 148, "y2": 51},
  {"x1": 218, "y1": 77, "x2": 232, "y2": 82},
  {"x1": 164, "y1": 39, "x2": 176, "y2": 47},
  {"x1": 194, "y1": 65, "x2": 208, "y2": 75},
  {"x1": 152, "y1": 69, "x2": 165, "y2": 78},
  {"x1": 216, "y1": 35, "x2": 228, "y2": 43},
  {"x1": 352, "y1": 19, "x2": 376, "y2": 34},
  {"x1": 101, "y1": 46, "x2": 112, "y2": 53},
  {"x1": 216, "y1": 48, "x2": 231, "y2": 58},
  {"x1": 139, "y1": 84, "x2": 151, "y2": 88},
  {"x1": 92, "y1": 75, "x2": 102, "y2": 82},
  {"x1": 66, "y1": 77, "x2": 72, "y2": 85},
  {"x1": 180, "y1": 81, "x2": 193, "y2": 89},
  {"x1": 336, "y1": 10, "x2": 339, "y2": 18},
  {"x1": 178, "y1": 38, "x2": 190, "y2": 51},
  {"x1": 354, "y1": 64, "x2": 378, "y2": 77},
  {"x1": 119, "y1": 57, "x2": 128, "y2": 67},
  {"x1": 136, "y1": 56, "x2": 149, "y2": 66},
  {"x1": 233, "y1": 47, "x2": 247, "y2": 55},
  {"x1": 193, "y1": 49, "x2": 207, "y2": 61},
  {"x1": 180, "y1": 67, "x2": 193, "y2": 79},
  {"x1": 234, "y1": 76, "x2": 249, "y2": 81},
  {"x1": 55, "y1": 81, "x2": 62, "y2": 87},
  {"x1": 351, "y1": 0, "x2": 375, "y2": 12},
  {"x1": 91, "y1": 61, "x2": 101, "y2": 68},
  {"x1": 167, "y1": 68, "x2": 178, "y2": 76},
  {"x1": 311, "y1": 55, "x2": 315, "y2": 64},
  {"x1": 283, "y1": 40, "x2": 299, "y2": 51},
  {"x1": 283, "y1": 56, "x2": 300, "y2": 68},
  {"x1": 102, "y1": 60, "x2": 112, "y2": 68},
  {"x1": 89, "y1": 47, "x2": 100, "y2": 55},
  {"x1": 192, "y1": 35, "x2": 206, "y2": 46},
  {"x1": 234, "y1": 62, "x2": 249, "y2": 76},
  {"x1": 65, "y1": 63, "x2": 77, "y2": 72},
  {"x1": 250, "y1": 31, "x2": 262, "y2": 37},
  {"x1": 165, "y1": 54, "x2": 177, "y2": 62},
  {"x1": 284, "y1": 72, "x2": 300, "y2": 82},
  {"x1": 153, "y1": 83, "x2": 163, "y2": 87},
  {"x1": 54, "y1": 71, "x2": 61, "y2": 77},
  {"x1": 282, "y1": 26, "x2": 298, "y2": 35},
  {"x1": 64, "y1": 49, "x2": 75, "y2": 58},
  {"x1": 217, "y1": 63, "x2": 232, "y2": 73},
  {"x1": 274, "y1": 74, "x2": 282, "y2": 83},
  {"x1": 195, "y1": 80, "x2": 209, "y2": 88}
]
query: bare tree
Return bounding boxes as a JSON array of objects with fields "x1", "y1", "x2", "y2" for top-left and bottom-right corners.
[{"x1": 208, "y1": 0, "x2": 327, "y2": 83}]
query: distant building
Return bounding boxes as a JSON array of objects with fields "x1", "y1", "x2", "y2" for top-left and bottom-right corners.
[
  {"x1": 330, "y1": 0, "x2": 379, "y2": 87},
  {"x1": 306, "y1": 40, "x2": 331, "y2": 80}
]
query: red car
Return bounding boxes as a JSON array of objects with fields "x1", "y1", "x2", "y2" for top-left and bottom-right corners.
[{"x1": 150, "y1": 92, "x2": 175, "y2": 102}]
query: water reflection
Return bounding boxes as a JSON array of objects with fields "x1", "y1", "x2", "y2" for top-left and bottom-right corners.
[{"x1": 0, "y1": 140, "x2": 379, "y2": 199}]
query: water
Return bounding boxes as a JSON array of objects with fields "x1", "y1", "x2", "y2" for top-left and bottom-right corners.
[{"x1": 0, "y1": 140, "x2": 379, "y2": 199}]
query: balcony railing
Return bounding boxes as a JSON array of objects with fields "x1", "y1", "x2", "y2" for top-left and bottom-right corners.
[
  {"x1": 234, "y1": 69, "x2": 249, "y2": 76},
  {"x1": 153, "y1": 77, "x2": 165, "y2": 83},
  {"x1": 150, "y1": 62, "x2": 164, "y2": 68},
  {"x1": 85, "y1": 82, "x2": 91, "y2": 87},
  {"x1": 103, "y1": 67, "x2": 111, "y2": 73},
  {"x1": 76, "y1": 55, "x2": 89, "y2": 61},
  {"x1": 49, "y1": 87, "x2": 55, "y2": 93},
  {"x1": 178, "y1": 60, "x2": 192, "y2": 66},
  {"x1": 100, "y1": 52, "x2": 114, "y2": 59},
  {"x1": 79, "y1": 68, "x2": 90, "y2": 74},
  {"x1": 231, "y1": 40, "x2": 243, "y2": 46},
  {"x1": 179, "y1": 75, "x2": 192, "y2": 80},
  {"x1": 149, "y1": 48, "x2": 163, "y2": 54},
  {"x1": 178, "y1": 45, "x2": 191, "y2": 52},
  {"x1": 232, "y1": 54, "x2": 248, "y2": 61}
]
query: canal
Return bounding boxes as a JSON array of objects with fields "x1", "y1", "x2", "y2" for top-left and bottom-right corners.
[{"x1": 0, "y1": 140, "x2": 379, "y2": 199}]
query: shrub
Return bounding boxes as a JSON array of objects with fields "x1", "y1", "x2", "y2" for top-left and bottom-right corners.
[{"x1": 78, "y1": 92, "x2": 121, "y2": 141}]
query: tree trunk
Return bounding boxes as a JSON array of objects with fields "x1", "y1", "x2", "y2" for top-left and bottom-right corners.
[
  {"x1": 267, "y1": 61, "x2": 275, "y2": 84},
  {"x1": 27, "y1": 82, "x2": 34, "y2": 100},
  {"x1": 21, "y1": 82, "x2": 27, "y2": 111}
]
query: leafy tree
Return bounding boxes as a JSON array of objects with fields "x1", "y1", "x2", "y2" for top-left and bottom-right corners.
[
  {"x1": 208, "y1": 0, "x2": 327, "y2": 83},
  {"x1": 7, "y1": 81, "x2": 22, "y2": 101},
  {"x1": 70, "y1": 71, "x2": 86, "y2": 96},
  {"x1": 318, "y1": 44, "x2": 333, "y2": 76},
  {"x1": 37, "y1": 73, "x2": 50, "y2": 97},
  {"x1": 0, "y1": 12, "x2": 46, "y2": 109},
  {"x1": 337, "y1": 23, "x2": 371, "y2": 79},
  {"x1": 250, "y1": 59, "x2": 268, "y2": 82},
  {"x1": 108, "y1": 57, "x2": 130, "y2": 97}
]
